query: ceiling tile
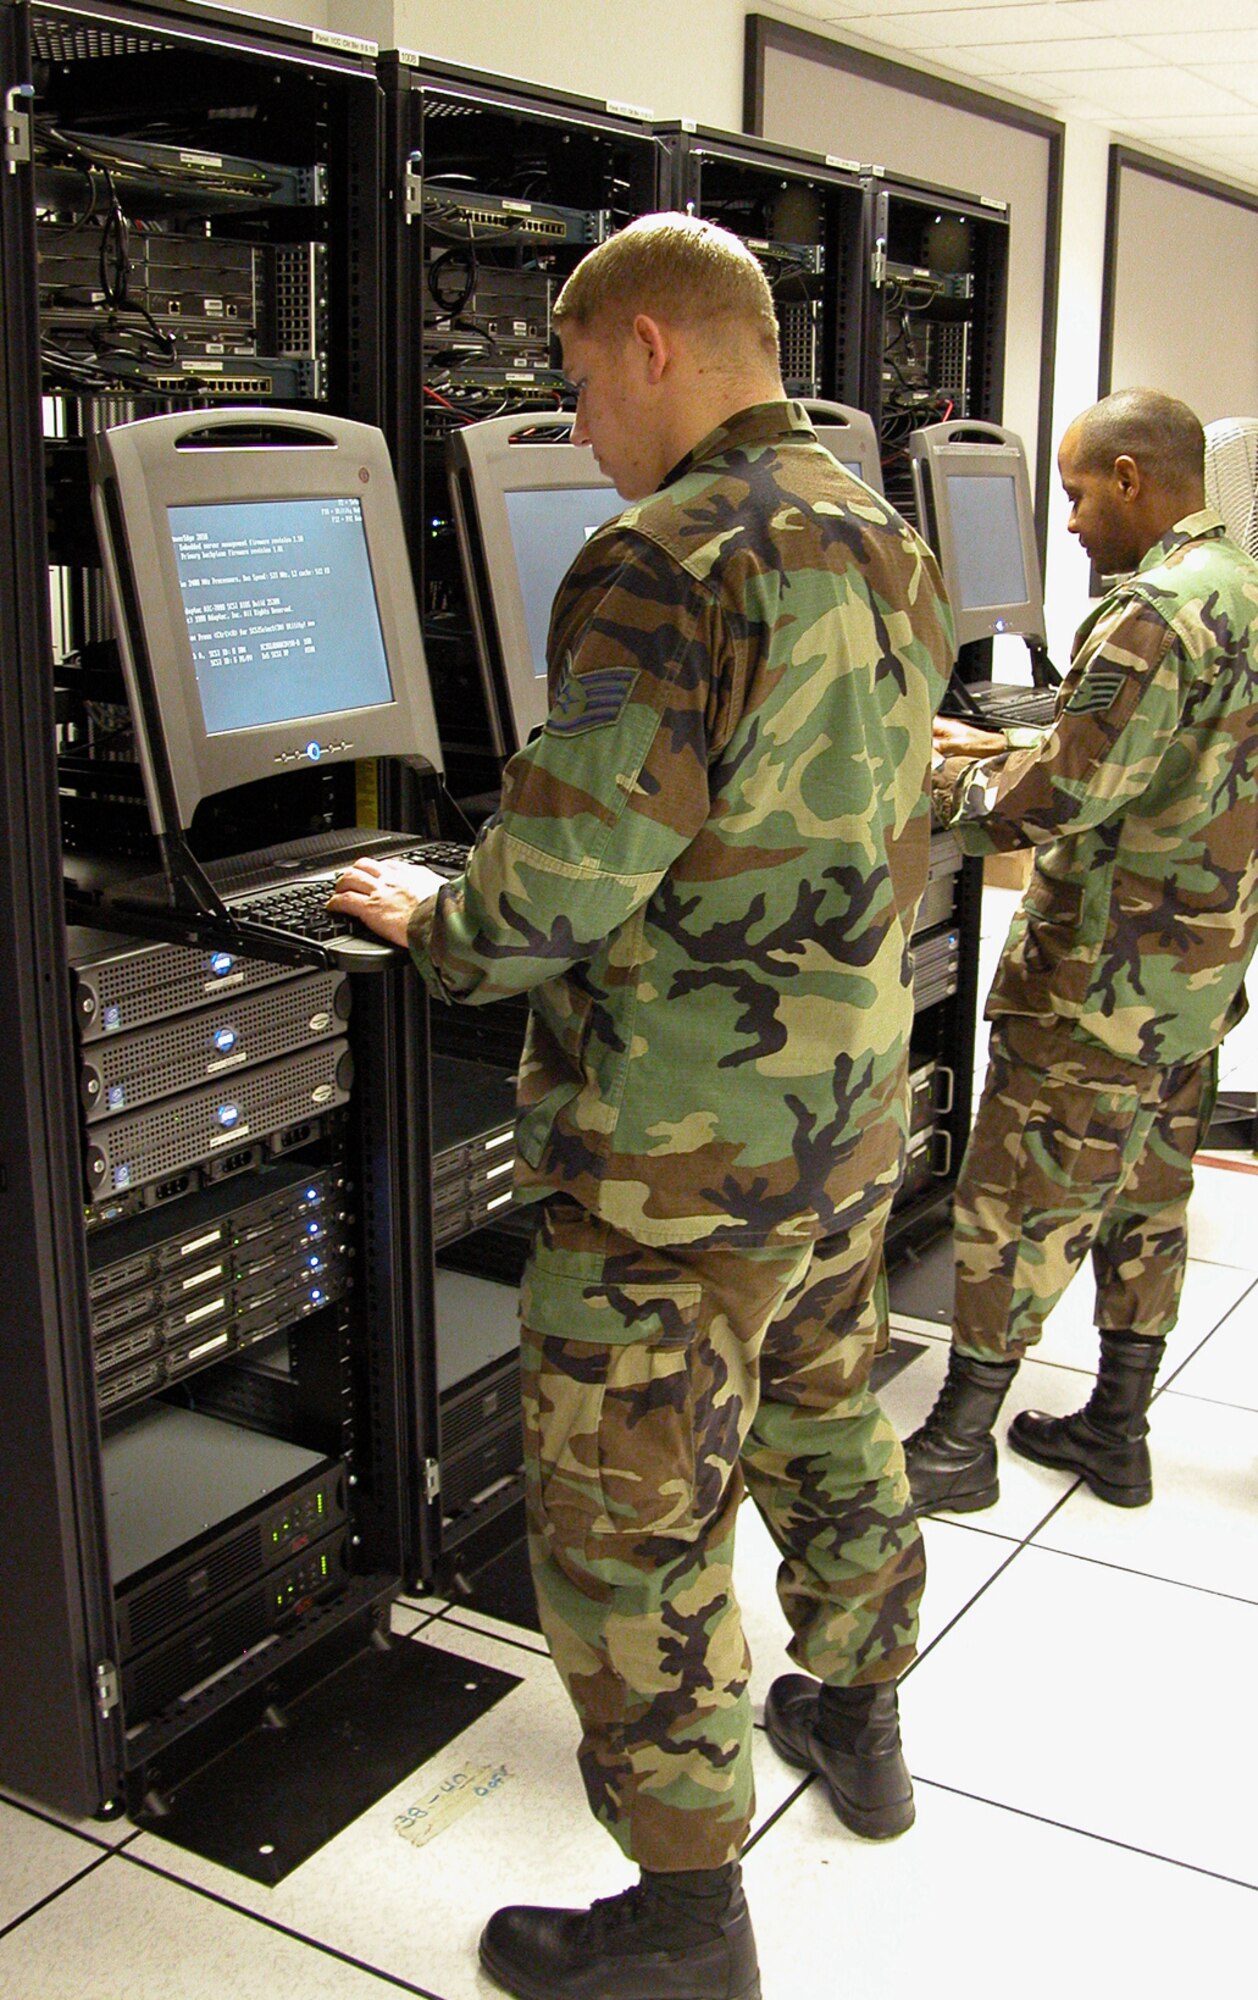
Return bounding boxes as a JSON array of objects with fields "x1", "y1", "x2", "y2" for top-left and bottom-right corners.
[
  {"x1": 834, "y1": 0, "x2": 1069, "y2": 16},
  {"x1": 836, "y1": 5, "x2": 1109, "y2": 46},
  {"x1": 1012, "y1": 64, "x2": 1254, "y2": 117},
  {"x1": 1132, "y1": 30, "x2": 1258, "y2": 63},
  {"x1": 1187, "y1": 62, "x2": 1258, "y2": 105},
  {"x1": 1118, "y1": 111, "x2": 1258, "y2": 136},
  {"x1": 970, "y1": 38, "x2": 1160, "y2": 73},
  {"x1": 1053, "y1": 0, "x2": 1258, "y2": 29}
]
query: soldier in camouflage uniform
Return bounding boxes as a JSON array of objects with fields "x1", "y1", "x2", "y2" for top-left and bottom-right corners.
[
  {"x1": 330, "y1": 213, "x2": 952, "y2": 2000},
  {"x1": 905, "y1": 387, "x2": 1258, "y2": 1520}
]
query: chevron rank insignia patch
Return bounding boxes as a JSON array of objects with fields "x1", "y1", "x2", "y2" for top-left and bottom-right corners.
[
  {"x1": 547, "y1": 661, "x2": 639, "y2": 736},
  {"x1": 1065, "y1": 668, "x2": 1126, "y2": 715}
]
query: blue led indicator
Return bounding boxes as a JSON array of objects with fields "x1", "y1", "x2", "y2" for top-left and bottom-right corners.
[
  {"x1": 306, "y1": 740, "x2": 323, "y2": 762},
  {"x1": 210, "y1": 952, "x2": 235, "y2": 977},
  {"x1": 214, "y1": 1027, "x2": 237, "y2": 1054},
  {"x1": 217, "y1": 1103, "x2": 241, "y2": 1130}
]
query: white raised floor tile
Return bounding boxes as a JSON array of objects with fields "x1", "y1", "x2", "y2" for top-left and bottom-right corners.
[
  {"x1": 743, "y1": 1760, "x2": 1257, "y2": 2000},
  {"x1": 0, "y1": 1799, "x2": 105, "y2": 1932},
  {"x1": 902, "y1": 1541, "x2": 1258, "y2": 1885},
  {"x1": 0, "y1": 1852, "x2": 409, "y2": 1999},
  {"x1": 1031, "y1": 1388, "x2": 1258, "y2": 1602}
]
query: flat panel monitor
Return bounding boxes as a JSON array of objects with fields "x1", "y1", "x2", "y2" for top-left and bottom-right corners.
[
  {"x1": 448, "y1": 405, "x2": 886, "y2": 756},
  {"x1": 447, "y1": 413, "x2": 626, "y2": 755},
  {"x1": 89, "y1": 408, "x2": 443, "y2": 838},
  {"x1": 802, "y1": 399, "x2": 884, "y2": 495},
  {"x1": 909, "y1": 420, "x2": 1046, "y2": 650}
]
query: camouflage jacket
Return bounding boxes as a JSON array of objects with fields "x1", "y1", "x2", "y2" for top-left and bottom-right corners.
[
  {"x1": 410, "y1": 401, "x2": 952, "y2": 1245},
  {"x1": 933, "y1": 510, "x2": 1258, "y2": 1066}
]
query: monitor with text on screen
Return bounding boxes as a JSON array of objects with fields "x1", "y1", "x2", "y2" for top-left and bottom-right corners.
[
  {"x1": 909, "y1": 420, "x2": 1046, "y2": 650},
  {"x1": 447, "y1": 413, "x2": 626, "y2": 755},
  {"x1": 88, "y1": 408, "x2": 443, "y2": 839}
]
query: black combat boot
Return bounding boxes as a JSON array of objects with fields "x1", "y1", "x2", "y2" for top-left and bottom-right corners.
[
  {"x1": 764, "y1": 1674, "x2": 914, "y2": 1839},
  {"x1": 902, "y1": 1352, "x2": 1019, "y2": 1513},
  {"x1": 1007, "y1": 1329, "x2": 1166, "y2": 1506},
  {"x1": 478, "y1": 1861, "x2": 761, "y2": 2000}
]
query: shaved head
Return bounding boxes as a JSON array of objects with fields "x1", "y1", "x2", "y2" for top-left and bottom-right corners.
[{"x1": 1064, "y1": 389, "x2": 1205, "y2": 500}]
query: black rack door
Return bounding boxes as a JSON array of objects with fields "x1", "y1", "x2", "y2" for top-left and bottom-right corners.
[{"x1": 0, "y1": 0, "x2": 119, "y2": 1816}]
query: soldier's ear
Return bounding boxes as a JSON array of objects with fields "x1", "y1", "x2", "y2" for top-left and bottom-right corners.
[
  {"x1": 631, "y1": 313, "x2": 670, "y2": 385},
  {"x1": 1113, "y1": 453, "x2": 1140, "y2": 499}
]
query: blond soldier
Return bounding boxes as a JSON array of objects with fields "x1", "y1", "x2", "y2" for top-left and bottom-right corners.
[
  {"x1": 906, "y1": 388, "x2": 1258, "y2": 1518},
  {"x1": 330, "y1": 214, "x2": 951, "y2": 2000}
]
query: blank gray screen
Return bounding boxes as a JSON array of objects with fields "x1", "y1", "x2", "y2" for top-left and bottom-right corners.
[
  {"x1": 503, "y1": 485, "x2": 625, "y2": 677},
  {"x1": 945, "y1": 471, "x2": 1029, "y2": 610}
]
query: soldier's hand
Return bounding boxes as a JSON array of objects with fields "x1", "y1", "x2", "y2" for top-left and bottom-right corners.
[
  {"x1": 933, "y1": 716, "x2": 1009, "y2": 760},
  {"x1": 326, "y1": 856, "x2": 447, "y2": 948}
]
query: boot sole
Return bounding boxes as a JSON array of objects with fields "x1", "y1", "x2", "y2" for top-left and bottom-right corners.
[
  {"x1": 1006, "y1": 1428, "x2": 1152, "y2": 1507},
  {"x1": 908, "y1": 1480, "x2": 998, "y2": 1517},
  {"x1": 764, "y1": 1717, "x2": 916, "y2": 1840},
  {"x1": 479, "y1": 1934, "x2": 762, "y2": 2000}
]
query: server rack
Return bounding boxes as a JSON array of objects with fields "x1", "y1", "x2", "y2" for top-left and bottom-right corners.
[
  {"x1": 375, "y1": 51, "x2": 668, "y2": 1581},
  {"x1": 660, "y1": 122, "x2": 866, "y2": 416},
  {"x1": 861, "y1": 170, "x2": 1010, "y2": 533},
  {"x1": 0, "y1": 0, "x2": 436, "y2": 1823},
  {"x1": 379, "y1": 50, "x2": 669, "y2": 808}
]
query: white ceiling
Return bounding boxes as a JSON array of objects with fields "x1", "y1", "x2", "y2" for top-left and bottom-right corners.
[{"x1": 779, "y1": 0, "x2": 1258, "y2": 192}]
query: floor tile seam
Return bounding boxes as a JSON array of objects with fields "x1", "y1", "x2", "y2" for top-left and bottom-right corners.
[
  {"x1": 904, "y1": 1486, "x2": 1085, "y2": 1675},
  {"x1": 114, "y1": 1847, "x2": 445, "y2": 1997},
  {"x1": 0, "y1": 1845, "x2": 114, "y2": 1944},
  {"x1": 1162, "y1": 1272, "x2": 1258, "y2": 1384},
  {"x1": 900, "y1": 1534, "x2": 1032, "y2": 1680},
  {"x1": 0, "y1": 1787, "x2": 136, "y2": 1854},
  {"x1": 432, "y1": 1608, "x2": 550, "y2": 1657},
  {"x1": 407, "y1": 1613, "x2": 551, "y2": 1667},
  {"x1": 1019, "y1": 1534, "x2": 1258, "y2": 1610},
  {"x1": 740, "y1": 1771, "x2": 814, "y2": 1855},
  {"x1": 922, "y1": 1516, "x2": 1022, "y2": 1550},
  {"x1": 909, "y1": 1777, "x2": 1258, "y2": 1894},
  {"x1": 1150, "y1": 1385, "x2": 1258, "y2": 1418}
]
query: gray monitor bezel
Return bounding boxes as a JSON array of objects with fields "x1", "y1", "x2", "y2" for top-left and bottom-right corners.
[
  {"x1": 89, "y1": 406, "x2": 443, "y2": 836},
  {"x1": 447, "y1": 412, "x2": 623, "y2": 756},
  {"x1": 909, "y1": 421, "x2": 1046, "y2": 649},
  {"x1": 803, "y1": 400, "x2": 884, "y2": 495}
]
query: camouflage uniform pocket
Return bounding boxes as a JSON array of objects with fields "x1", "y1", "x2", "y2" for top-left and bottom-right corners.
[{"x1": 521, "y1": 1254, "x2": 707, "y2": 1551}]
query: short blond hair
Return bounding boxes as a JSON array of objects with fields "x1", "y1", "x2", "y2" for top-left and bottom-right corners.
[{"x1": 553, "y1": 211, "x2": 780, "y2": 364}]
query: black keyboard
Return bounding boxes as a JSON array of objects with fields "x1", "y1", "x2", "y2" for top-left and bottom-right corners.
[
  {"x1": 941, "y1": 682, "x2": 1059, "y2": 729},
  {"x1": 225, "y1": 841, "x2": 468, "y2": 948}
]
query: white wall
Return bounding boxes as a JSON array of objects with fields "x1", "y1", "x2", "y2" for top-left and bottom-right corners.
[
  {"x1": 199, "y1": 0, "x2": 331, "y2": 27},
  {"x1": 339, "y1": 0, "x2": 755, "y2": 128},
  {"x1": 1042, "y1": 119, "x2": 1112, "y2": 664}
]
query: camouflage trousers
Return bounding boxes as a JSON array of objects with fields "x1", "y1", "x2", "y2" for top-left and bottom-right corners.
[
  {"x1": 953, "y1": 1014, "x2": 1216, "y2": 1363},
  {"x1": 518, "y1": 1187, "x2": 923, "y2": 1872}
]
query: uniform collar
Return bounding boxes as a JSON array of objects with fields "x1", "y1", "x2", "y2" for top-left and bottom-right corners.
[
  {"x1": 660, "y1": 399, "x2": 815, "y2": 489},
  {"x1": 1136, "y1": 507, "x2": 1229, "y2": 572}
]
